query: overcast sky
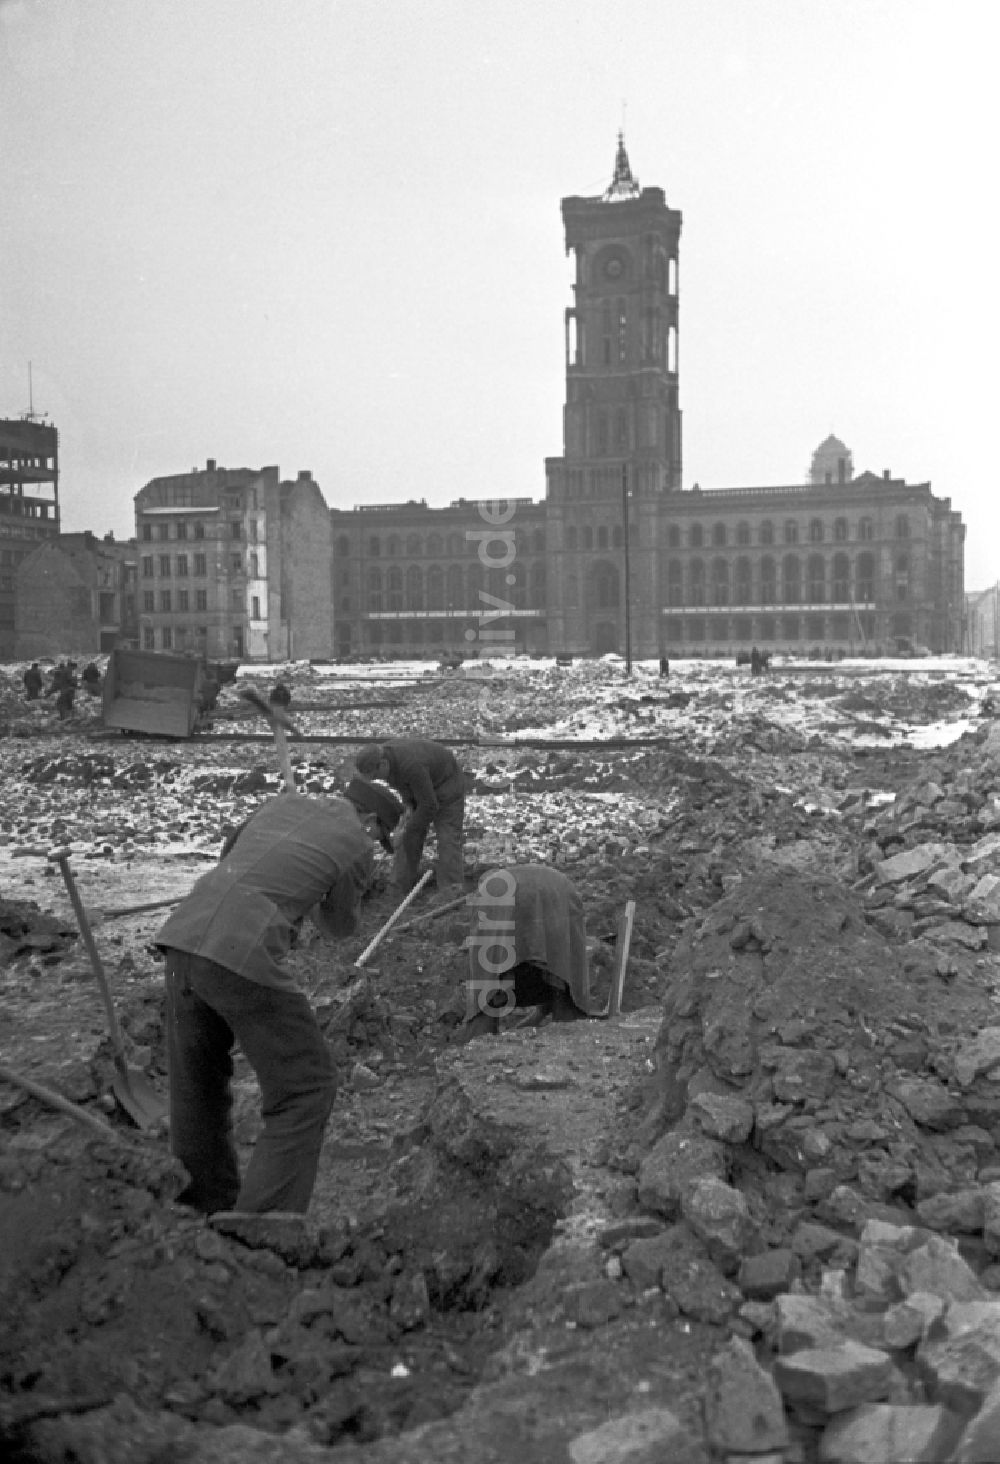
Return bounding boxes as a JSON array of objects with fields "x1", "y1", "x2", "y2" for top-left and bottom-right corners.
[{"x1": 2, "y1": 0, "x2": 996, "y2": 586}]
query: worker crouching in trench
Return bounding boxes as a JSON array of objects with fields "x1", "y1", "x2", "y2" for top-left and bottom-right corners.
[
  {"x1": 156, "y1": 788, "x2": 399, "y2": 1217},
  {"x1": 460, "y1": 864, "x2": 601, "y2": 1041}
]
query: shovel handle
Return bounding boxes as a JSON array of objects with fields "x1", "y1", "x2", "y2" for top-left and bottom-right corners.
[
  {"x1": 355, "y1": 869, "x2": 434, "y2": 967},
  {"x1": 50, "y1": 852, "x2": 128, "y2": 1067}
]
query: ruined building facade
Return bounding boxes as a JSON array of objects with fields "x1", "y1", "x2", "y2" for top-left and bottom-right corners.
[
  {"x1": 328, "y1": 137, "x2": 964, "y2": 660},
  {"x1": 0, "y1": 418, "x2": 61, "y2": 658},
  {"x1": 132, "y1": 462, "x2": 332, "y2": 662},
  {"x1": 15, "y1": 532, "x2": 139, "y2": 658}
]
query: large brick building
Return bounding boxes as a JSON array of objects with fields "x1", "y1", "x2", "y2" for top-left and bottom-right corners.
[{"x1": 330, "y1": 136, "x2": 965, "y2": 660}]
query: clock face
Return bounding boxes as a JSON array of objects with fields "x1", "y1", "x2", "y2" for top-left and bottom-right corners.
[{"x1": 604, "y1": 256, "x2": 624, "y2": 280}]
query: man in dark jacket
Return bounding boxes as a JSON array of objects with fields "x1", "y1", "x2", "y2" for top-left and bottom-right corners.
[
  {"x1": 354, "y1": 738, "x2": 465, "y2": 892},
  {"x1": 22, "y1": 663, "x2": 43, "y2": 700},
  {"x1": 157, "y1": 794, "x2": 376, "y2": 1216}
]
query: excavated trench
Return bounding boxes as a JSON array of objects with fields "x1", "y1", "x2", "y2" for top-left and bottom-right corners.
[{"x1": 0, "y1": 1059, "x2": 574, "y2": 1459}]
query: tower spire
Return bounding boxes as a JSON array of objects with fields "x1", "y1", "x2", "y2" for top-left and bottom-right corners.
[{"x1": 603, "y1": 130, "x2": 640, "y2": 201}]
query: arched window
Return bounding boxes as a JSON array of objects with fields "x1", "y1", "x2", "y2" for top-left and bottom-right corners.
[
  {"x1": 406, "y1": 533, "x2": 422, "y2": 557},
  {"x1": 834, "y1": 518, "x2": 848, "y2": 543},
  {"x1": 667, "y1": 559, "x2": 683, "y2": 606},
  {"x1": 529, "y1": 560, "x2": 546, "y2": 609},
  {"x1": 782, "y1": 555, "x2": 801, "y2": 604},
  {"x1": 807, "y1": 554, "x2": 825, "y2": 604},
  {"x1": 386, "y1": 535, "x2": 400, "y2": 557},
  {"x1": 566, "y1": 524, "x2": 578, "y2": 550},
  {"x1": 858, "y1": 518, "x2": 874, "y2": 542},
  {"x1": 406, "y1": 565, "x2": 423, "y2": 611},
  {"x1": 367, "y1": 567, "x2": 382, "y2": 612},
  {"x1": 447, "y1": 532, "x2": 463, "y2": 557},
  {"x1": 612, "y1": 525, "x2": 623, "y2": 548},
  {"x1": 592, "y1": 560, "x2": 620, "y2": 609},
  {"x1": 387, "y1": 566, "x2": 403, "y2": 611},
  {"x1": 667, "y1": 524, "x2": 681, "y2": 548},
  {"x1": 760, "y1": 556, "x2": 776, "y2": 605},
  {"x1": 857, "y1": 552, "x2": 876, "y2": 603},
  {"x1": 895, "y1": 553, "x2": 910, "y2": 602},
  {"x1": 736, "y1": 521, "x2": 751, "y2": 547},
  {"x1": 895, "y1": 515, "x2": 910, "y2": 539},
  {"x1": 427, "y1": 532, "x2": 443, "y2": 555},
  {"x1": 784, "y1": 520, "x2": 799, "y2": 546},
  {"x1": 809, "y1": 519, "x2": 824, "y2": 544},
  {"x1": 690, "y1": 522, "x2": 704, "y2": 548},
  {"x1": 583, "y1": 525, "x2": 594, "y2": 550},
  {"x1": 368, "y1": 535, "x2": 380, "y2": 557},
  {"x1": 466, "y1": 562, "x2": 485, "y2": 605},
  {"x1": 597, "y1": 525, "x2": 609, "y2": 550},
  {"x1": 735, "y1": 557, "x2": 752, "y2": 604},
  {"x1": 689, "y1": 558, "x2": 705, "y2": 607},
  {"x1": 336, "y1": 534, "x2": 351, "y2": 557},
  {"x1": 711, "y1": 558, "x2": 729, "y2": 607},
  {"x1": 712, "y1": 522, "x2": 727, "y2": 548},
  {"x1": 427, "y1": 564, "x2": 444, "y2": 611},
  {"x1": 832, "y1": 553, "x2": 849, "y2": 602},
  {"x1": 760, "y1": 520, "x2": 774, "y2": 547}
]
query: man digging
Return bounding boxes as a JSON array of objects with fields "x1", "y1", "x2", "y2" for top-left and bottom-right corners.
[
  {"x1": 354, "y1": 737, "x2": 466, "y2": 894},
  {"x1": 156, "y1": 788, "x2": 394, "y2": 1217}
]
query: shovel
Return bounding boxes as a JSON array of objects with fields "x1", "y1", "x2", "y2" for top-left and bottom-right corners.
[{"x1": 49, "y1": 847, "x2": 167, "y2": 1129}]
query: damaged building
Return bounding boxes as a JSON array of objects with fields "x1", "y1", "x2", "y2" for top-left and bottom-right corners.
[
  {"x1": 132, "y1": 461, "x2": 332, "y2": 662},
  {"x1": 0, "y1": 417, "x2": 61, "y2": 659}
]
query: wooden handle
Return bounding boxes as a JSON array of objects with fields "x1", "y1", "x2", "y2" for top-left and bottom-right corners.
[
  {"x1": 52, "y1": 854, "x2": 128, "y2": 1066},
  {"x1": 355, "y1": 869, "x2": 434, "y2": 967},
  {"x1": 606, "y1": 899, "x2": 636, "y2": 1020}
]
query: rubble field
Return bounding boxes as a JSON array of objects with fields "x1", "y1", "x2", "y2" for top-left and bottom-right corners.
[{"x1": 4, "y1": 653, "x2": 1000, "y2": 1461}]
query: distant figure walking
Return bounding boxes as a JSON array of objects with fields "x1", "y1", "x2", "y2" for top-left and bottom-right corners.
[
  {"x1": 81, "y1": 662, "x2": 102, "y2": 697},
  {"x1": 22, "y1": 663, "x2": 43, "y2": 700},
  {"x1": 659, "y1": 654, "x2": 670, "y2": 679}
]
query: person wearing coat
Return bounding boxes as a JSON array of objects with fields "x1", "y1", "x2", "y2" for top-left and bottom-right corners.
[
  {"x1": 156, "y1": 793, "x2": 377, "y2": 1216},
  {"x1": 459, "y1": 863, "x2": 598, "y2": 1041},
  {"x1": 354, "y1": 738, "x2": 465, "y2": 892}
]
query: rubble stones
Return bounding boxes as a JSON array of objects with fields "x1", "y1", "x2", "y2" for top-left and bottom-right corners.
[
  {"x1": 703, "y1": 1336, "x2": 789, "y2": 1454},
  {"x1": 817, "y1": 1402, "x2": 965, "y2": 1464},
  {"x1": 772, "y1": 1339, "x2": 896, "y2": 1413},
  {"x1": 636, "y1": 1129, "x2": 726, "y2": 1219}
]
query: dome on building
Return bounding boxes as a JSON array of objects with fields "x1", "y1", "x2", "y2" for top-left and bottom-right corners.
[{"x1": 808, "y1": 435, "x2": 853, "y2": 486}]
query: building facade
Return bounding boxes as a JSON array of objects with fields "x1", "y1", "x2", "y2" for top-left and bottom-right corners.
[
  {"x1": 0, "y1": 418, "x2": 61, "y2": 658},
  {"x1": 328, "y1": 137, "x2": 965, "y2": 660},
  {"x1": 329, "y1": 497, "x2": 549, "y2": 658},
  {"x1": 15, "y1": 532, "x2": 139, "y2": 658},
  {"x1": 133, "y1": 460, "x2": 333, "y2": 662}
]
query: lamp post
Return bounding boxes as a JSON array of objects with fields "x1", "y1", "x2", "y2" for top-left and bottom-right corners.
[{"x1": 621, "y1": 462, "x2": 633, "y2": 675}]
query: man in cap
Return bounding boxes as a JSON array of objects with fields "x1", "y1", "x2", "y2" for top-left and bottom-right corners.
[
  {"x1": 157, "y1": 791, "x2": 379, "y2": 1216},
  {"x1": 458, "y1": 863, "x2": 601, "y2": 1041},
  {"x1": 345, "y1": 775, "x2": 404, "y2": 855},
  {"x1": 354, "y1": 738, "x2": 466, "y2": 893}
]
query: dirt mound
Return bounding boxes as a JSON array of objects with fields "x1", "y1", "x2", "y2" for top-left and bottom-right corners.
[{"x1": 642, "y1": 869, "x2": 1000, "y2": 1218}]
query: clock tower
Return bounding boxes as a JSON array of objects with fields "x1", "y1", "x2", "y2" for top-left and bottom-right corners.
[{"x1": 545, "y1": 135, "x2": 682, "y2": 655}]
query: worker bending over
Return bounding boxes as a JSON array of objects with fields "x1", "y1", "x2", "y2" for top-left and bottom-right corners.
[
  {"x1": 460, "y1": 863, "x2": 598, "y2": 1041},
  {"x1": 355, "y1": 737, "x2": 465, "y2": 893},
  {"x1": 157, "y1": 792, "x2": 380, "y2": 1216}
]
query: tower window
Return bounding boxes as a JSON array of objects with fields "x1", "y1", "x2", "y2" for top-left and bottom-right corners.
[{"x1": 617, "y1": 300, "x2": 627, "y2": 363}]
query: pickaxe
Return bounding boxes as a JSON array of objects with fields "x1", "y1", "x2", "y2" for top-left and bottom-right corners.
[{"x1": 238, "y1": 686, "x2": 299, "y2": 792}]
